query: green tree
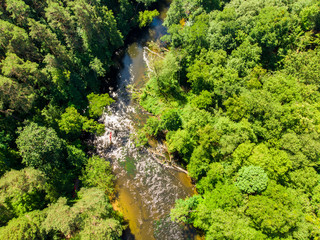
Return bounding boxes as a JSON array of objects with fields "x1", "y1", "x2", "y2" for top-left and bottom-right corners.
[
  {"x1": 249, "y1": 6, "x2": 299, "y2": 68},
  {"x1": 138, "y1": 10, "x2": 159, "y2": 28},
  {"x1": 28, "y1": 18, "x2": 68, "y2": 61},
  {"x1": 235, "y1": 165, "x2": 268, "y2": 194},
  {"x1": 167, "y1": 129, "x2": 194, "y2": 162},
  {"x1": 43, "y1": 188, "x2": 123, "y2": 239},
  {"x1": 246, "y1": 144, "x2": 292, "y2": 182},
  {"x1": 0, "y1": 75, "x2": 35, "y2": 115},
  {"x1": 289, "y1": 167, "x2": 319, "y2": 194},
  {"x1": 205, "y1": 210, "x2": 267, "y2": 240},
  {"x1": 58, "y1": 106, "x2": 105, "y2": 139},
  {"x1": 58, "y1": 107, "x2": 83, "y2": 138},
  {"x1": 16, "y1": 123, "x2": 66, "y2": 175},
  {"x1": 171, "y1": 195, "x2": 201, "y2": 224},
  {"x1": 0, "y1": 19, "x2": 37, "y2": 60},
  {"x1": 191, "y1": 90, "x2": 214, "y2": 110},
  {"x1": 4, "y1": 0, "x2": 31, "y2": 26},
  {"x1": 299, "y1": 3, "x2": 320, "y2": 31},
  {"x1": 188, "y1": 145, "x2": 211, "y2": 179},
  {"x1": 0, "y1": 168, "x2": 48, "y2": 218},
  {"x1": 87, "y1": 92, "x2": 114, "y2": 119},
  {"x1": 80, "y1": 156, "x2": 114, "y2": 197},
  {"x1": 136, "y1": 0, "x2": 157, "y2": 6},
  {"x1": 144, "y1": 117, "x2": 161, "y2": 136},
  {"x1": 0, "y1": 210, "x2": 46, "y2": 240},
  {"x1": 163, "y1": 0, "x2": 186, "y2": 27},
  {"x1": 153, "y1": 53, "x2": 181, "y2": 95},
  {"x1": 161, "y1": 109, "x2": 182, "y2": 131},
  {"x1": 196, "y1": 162, "x2": 224, "y2": 193},
  {"x1": 245, "y1": 182, "x2": 302, "y2": 237}
]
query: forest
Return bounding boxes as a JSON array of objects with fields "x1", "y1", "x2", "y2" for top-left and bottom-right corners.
[
  {"x1": 136, "y1": 0, "x2": 320, "y2": 239},
  {"x1": 1, "y1": 0, "x2": 320, "y2": 239},
  {"x1": 0, "y1": 0, "x2": 158, "y2": 239}
]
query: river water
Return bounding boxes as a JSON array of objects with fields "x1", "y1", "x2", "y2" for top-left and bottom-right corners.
[{"x1": 95, "y1": 2, "x2": 197, "y2": 239}]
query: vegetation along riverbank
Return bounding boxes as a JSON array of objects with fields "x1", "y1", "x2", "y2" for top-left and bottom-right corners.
[{"x1": 138, "y1": 0, "x2": 320, "y2": 239}]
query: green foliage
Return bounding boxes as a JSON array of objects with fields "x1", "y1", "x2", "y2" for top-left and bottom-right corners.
[
  {"x1": 153, "y1": 52, "x2": 181, "y2": 95},
  {"x1": 311, "y1": 185, "x2": 320, "y2": 215},
  {"x1": 0, "y1": 75, "x2": 35, "y2": 115},
  {"x1": 136, "y1": 0, "x2": 157, "y2": 6},
  {"x1": 0, "y1": 210, "x2": 46, "y2": 240},
  {"x1": 138, "y1": 10, "x2": 160, "y2": 28},
  {"x1": 58, "y1": 107, "x2": 84, "y2": 137},
  {"x1": 16, "y1": 122, "x2": 91, "y2": 197},
  {"x1": 80, "y1": 156, "x2": 114, "y2": 197},
  {"x1": 196, "y1": 162, "x2": 224, "y2": 193},
  {"x1": 161, "y1": 109, "x2": 182, "y2": 131},
  {"x1": 199, "y1": 183, "x2": 244, "y2": 212},
  {"x1": 191, "y1": 90, "x2": 214, "y2": 110},
  {"x1": 235, "y1": 165, "x2": 268, "y2": 194},
  {"x1": 146, "y1": 117, "x2": 162, "y2": 137},
  {"x1": 204, "y1": 210, "x2": 267, "y2": 240},
  {"x1": 43, "y1": 188, "x2": 123, "y2": 239},
  {"x1": 0, "y1": 168, "x2": 48, "y2": 220},
  {"x1": 87, "y1": 92, "x2": 114, "y2": 119},
  {"x1": 16, "y1": 123, "x2": 66, "y2": 175},
  {"x1": 90, "y1": 58, "x2": 106, "y2": 77},
  {"x1": 0, "y1": 203, "x2": 14, "y2": 227},
  {"x1": 0, "y1": 0, "x2": 149, "y2": 234},
  {"x1": 143, "y1": 0, "x2": 320, "y2": 239},
  {"x1": 247, "y1": 144, "x2": 292, "y2": 182},
  {"x1": 300, "y1": 3, "x2": 320, "y2": 31},
  {"x1": 133, "y1": 129, "x2": 149, "y2": 148},
  {"x1": 173, "y1": 183, "x2": 245, "y2": 239},
  {"x1": 66, "y1": 145, "x2": 87, "y2": 174},
  {"x1": 245, "y1": 182, "x2": 302, "y2": 236},
  {"x1": 170, "y1": 195, "x2": 201, "y2": 224},
  {"x1": 58, "y1": 106, "x2": 105, "y2": 139},
  {"x1": 188, "y1": 145, "x2": 211, "y2": 179},
  {"x1": 167, "y1": 129, "x2": 194, "y2": 162},
  {"x1": 0, "y1": 130, "x2": 17, "y2": 176},
  {"x1": 289, "y1": 167, "x2": 319, "y2": 194}
]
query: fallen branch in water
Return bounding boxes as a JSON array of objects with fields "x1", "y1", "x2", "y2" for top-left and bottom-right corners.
[
  {"x1": 147, "y1": 148, "x2": 189, "y2": 175},
  {"x1": 144, "y1": 47, "x2": 165, "y2": 59}
]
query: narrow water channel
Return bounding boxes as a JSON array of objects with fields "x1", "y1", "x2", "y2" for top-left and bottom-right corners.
[{"x1": 95, "y1": 2, "x2": 197, "y2": 239}]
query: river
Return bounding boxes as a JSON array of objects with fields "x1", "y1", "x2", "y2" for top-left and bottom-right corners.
[{"x1": 95, "y1": 1, "x2": 197, "y2": 239}]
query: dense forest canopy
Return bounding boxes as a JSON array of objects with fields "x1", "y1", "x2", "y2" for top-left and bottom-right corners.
[
  {"x1": 2, "y1": 0, "x2": 320, "y2": 239},
  {"x1": 0, "y1": 0, "x2": 157, "y2": 239},
  {"x1": 138, "y1": 0, "x2": 320, "y2": 239}
]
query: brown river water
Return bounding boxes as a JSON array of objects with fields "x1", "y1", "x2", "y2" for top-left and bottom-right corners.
[{"x1": 95, "y1": 1, "x2": 199, "y2": 239}]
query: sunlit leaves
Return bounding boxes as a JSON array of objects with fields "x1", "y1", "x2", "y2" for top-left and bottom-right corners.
[
  {"x1": 0, "y1": 168, "x2": 48, "y2": 218},
  {"x1": 87, "y1": 92, "x2": 114, "y2": 119},
  {"x1": 80, "y1": 156, "x2": 114, "y2": 196},
  {"x1": 16, "y1": 123, "x2": 65, "y2": 174},
  {"x1": 235, "y1": 165, "x2": 268, "y2": 194},
  {"x1": 138, "y1": 10, "x2": 159, "y2": 28},
  {"x1": 0, "y1": 210, "x2": 46, "y2": 240},
  {"x1": 43, "y1": 188, "x2": 123, "y2": 239},
  {"x1": 58, "y1": 106, "x2": 105, "y2": 138}
]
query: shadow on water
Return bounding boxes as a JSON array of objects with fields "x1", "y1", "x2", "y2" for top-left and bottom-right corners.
[
  {"x1": 102, "y1": 0, "x2": 170, "y2": 94},
  {"x1": 95, "y1": 1, "x2": 199, "y2": 239}
]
